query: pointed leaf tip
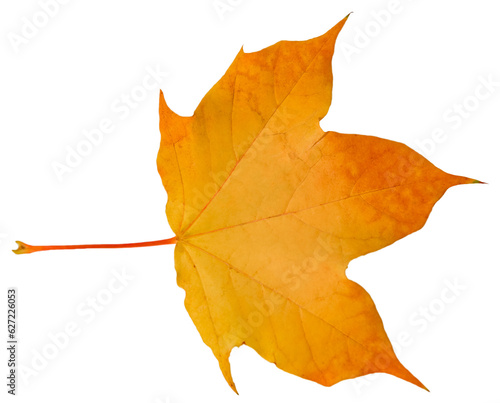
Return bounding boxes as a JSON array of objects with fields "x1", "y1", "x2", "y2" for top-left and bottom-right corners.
[
  {"x1": 339, "y1": 12, "x2": 352, "y2": 26},
  {"x1": 450, "y1": 175, "x2": 486, "y2": 186},
  {"x1": 459, "y1": 177, "x2": 486, "y2": 185},
  {"x1": 229, "y1": 382, "x2": 238, "y2": 395},
  {"x1": 159, "y1": 89, "x2": 178, "y2": 118},
  {"x1": 319, "y1": 12, "x2": 351, "y2": 45},
  {"x1": 159, "y1": 89, "x2": 166, "y2": 106}
]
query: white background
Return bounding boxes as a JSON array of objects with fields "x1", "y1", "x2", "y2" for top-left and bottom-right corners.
[{"x1": 1, "y1": 0, "x2": 499, "y2": 402}]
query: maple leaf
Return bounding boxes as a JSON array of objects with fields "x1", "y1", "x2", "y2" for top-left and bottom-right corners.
[
  {"x1": 156, "y1": 15, "x2": 479, "y2": 393},
  {"x1": 14, "y1": 14, "x2": 481, "y2": 394}
]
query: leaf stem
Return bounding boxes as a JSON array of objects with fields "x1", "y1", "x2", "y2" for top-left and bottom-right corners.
[{"x1": 12, "y1": 237, "x2": 177, "y2": 255}]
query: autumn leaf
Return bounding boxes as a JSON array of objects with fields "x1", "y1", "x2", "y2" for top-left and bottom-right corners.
[
  {"x1": 156, "y1": 15, "x2": 478, "y2": 393},
  {"x1": 14, "y1": 14, "x2": 481, "y2": 394}
]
